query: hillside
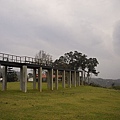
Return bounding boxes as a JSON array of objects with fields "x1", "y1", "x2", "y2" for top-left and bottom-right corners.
[
  {"x1": 0, "y1": 82, "x2": 120, "y2": 120},
  {"x1": 90, "y1": 78, "x2": 120, "y2": 87}
]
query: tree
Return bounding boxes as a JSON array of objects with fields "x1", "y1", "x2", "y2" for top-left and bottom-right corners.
[
  {"x1": 35, "y1": 50, "x2": 53, "y2": 66},
  {"x1": 53, "y1": 50, "x2": 99, "y2": 79},
  {"x1": 86, "y1": 58, "x2": 99, "y2": 83},
  {"x1": 53, "y1": 51, "x2": 87, "y2": 70}
]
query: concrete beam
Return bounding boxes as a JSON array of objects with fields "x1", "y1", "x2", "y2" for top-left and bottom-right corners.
[
  {"x1": 33, "y1": 68, "x2": 36, "y2": 89},
  {"x1": 38, "y1": 67, "x2": 42, "y2": 92},
  {"x1": 2, "y1": 66, "x2": 7, "y2": 91},
  {"x1": 55, "y1": 69, "x2": 58, "y2": 90},
  {"x1": 62, "y1": 70, "x2": 65, "y2": 88}
]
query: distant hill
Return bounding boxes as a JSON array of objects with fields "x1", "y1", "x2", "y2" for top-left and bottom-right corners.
[{"x1": 90, "y1": 78, "x2": 120, "y2": 87}]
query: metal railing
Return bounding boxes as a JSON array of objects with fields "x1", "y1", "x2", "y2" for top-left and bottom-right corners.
[{"x1": 0, "y1": 53, "x2": 52, "y2": 66}]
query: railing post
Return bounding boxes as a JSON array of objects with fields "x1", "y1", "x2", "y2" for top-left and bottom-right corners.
[
  {"x1": 3, "y1": 54, "x2": 4, "y2": 61},
  {"x1": 20, "y1": 57, "x2": 21, "y2": 63}
]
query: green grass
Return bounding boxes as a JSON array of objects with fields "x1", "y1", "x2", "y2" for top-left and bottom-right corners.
[{"x1": 0, "y1": 82, "x2": 120, "y2": 120}]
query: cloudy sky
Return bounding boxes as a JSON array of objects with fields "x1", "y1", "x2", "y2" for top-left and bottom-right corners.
[{"x1": 0, "y1": 0, "x2": 120, "y2": 79}]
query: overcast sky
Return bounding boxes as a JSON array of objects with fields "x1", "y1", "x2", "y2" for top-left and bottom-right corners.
[{"x1": 0, "y1": 0, "x2": 120, "y2": 79}]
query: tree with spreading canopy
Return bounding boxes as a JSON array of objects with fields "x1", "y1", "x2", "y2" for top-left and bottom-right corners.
[{"x1": 53, "y1": 51, "x2": 99, "y2": 80}]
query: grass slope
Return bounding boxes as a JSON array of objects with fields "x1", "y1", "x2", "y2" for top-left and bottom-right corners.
[{"x1": 0, "y1": 82, "x2": 120, "y2": 120}]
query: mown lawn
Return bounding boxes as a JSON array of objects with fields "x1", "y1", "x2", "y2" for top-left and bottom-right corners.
[{"x1": 0, "y1": 82, "x2": 120, "y2": 120}]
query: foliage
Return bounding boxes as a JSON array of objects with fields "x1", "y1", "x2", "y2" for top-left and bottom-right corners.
[
  {"x1": 35, "y1": 50, "x2": 53, "y2": 66},
  {"x1": 112, "y1": 86, "x2": 120, "y2": 90},
  {"x1": 53, "y1": 51, "x2": 99, "y2": 76}
]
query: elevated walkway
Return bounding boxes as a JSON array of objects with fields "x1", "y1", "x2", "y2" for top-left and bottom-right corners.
[{"x1": 0, "y1": 53, "x2": 84, "y2": 92}]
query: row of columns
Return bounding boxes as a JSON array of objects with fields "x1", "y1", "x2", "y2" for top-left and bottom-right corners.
[{"x1": 1, "y1": 65, "x2": 84, "y2": 92}]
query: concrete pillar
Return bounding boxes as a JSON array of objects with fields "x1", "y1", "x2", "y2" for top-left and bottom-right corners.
[
  {"x1": 74, "y1": 71, "x2": 76, "y2": 87},
  {"x1": 55, "y1": 69, "x2": 58, "y2": 90},
  {"x1": 62, "y1": 70, "x2": 65, "y2": 88},
  {"x1": 2, "y1": 66, "x2": 7, "y2": 91},
  {"x1": 78, "y1": 72, "x2": 80, "y2": 86},
  {"x1": 72, "y1": 71, "x2": 76, "y2": 87},
  {"x1": 76, "y1": 72, "x2": 80, "y2": 86},
  {"x1": 20, "y1": 67, "x2": 23, "y2": 91},
  {"x1": 49, "y1": 69, "x2": 53, "y2": 90},
  {"x1": 81, "y1": 71, "x2": 84, "y2": 85},
  {"x1": 33, "y1": 68, "x2": 36, "y2": 89},
  {"x1": 72, "y1": 72, "x2": 74, "y2": 86},
  {"x1": 68, "y1": 71, "x2": 71, "y2": 88},
  {"x1": 83, "y1": 72, "x2": 86, "y2": 85},
  {"x1": 22, "y1": 66, "x2": 27, "y2": 92},
  {"x1": 76, "y1": 72, "x2": 78, "y2": 86},
  {"x1": 38, "y1": 67, "x2": 42, "y2": 92},
  {"x1": 46, "y1": 71, "x2": 50, "y2": 89}
]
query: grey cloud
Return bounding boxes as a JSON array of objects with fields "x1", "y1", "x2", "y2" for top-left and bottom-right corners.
[
  {"x1": 113, "y1": 20, "x2": 120, "y2": 56},
  {"x1": 0, "y1": 0, "x2": 120, "y2": 78}
]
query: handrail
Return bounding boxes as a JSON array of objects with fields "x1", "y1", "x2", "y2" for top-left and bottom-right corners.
[{"x1": 0, "y1": 53, "x2": 52, "y2": 66}]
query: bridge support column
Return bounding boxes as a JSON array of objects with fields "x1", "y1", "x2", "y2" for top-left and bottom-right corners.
[
  {"x1": 62, "y1": 70, "x2": 65, "y2": 88},
  {"x1": 46, "y1": 70, "x2": 50, "y2": 89},
  {"x1": 76, "y1": 72, "x2": 80, "y2": 86},
  {"x1": 2, "y1": 66, "x2": 7, "y2": 91},
  {"x1": 72, "y1": 72, "x2": 74, "y2": 86},
  {"x1": 81, "y1": 71, "x2": 84, "y2": 85},
  {"x1": 38, "y1": 67, "x2": 42, "y2": 92},
  {"x1": 20, "y1": 67, "x2": 23, "y2": 91},
  {"x1": 55, "y1": 69, "x2": 58, "y2": 90},
  {"x1": 68, "y1": 71, "x2": 71, "y2": 88},
  {"x1": 22, "y1": 66, "x2": 27, "y2": 92},
  {"x1": 77, "y1": 72, "x2": 80, "y2": 86},
  {"x1": 33, "y1": 68, "x2": 36, "y2": 89},
  {"x1": 72, "y1": 71, "x2": 76, "y2": 87},
  {"x1": 50, "y1": 69, "x2": 53, "y2": 90},
  {"x1": 74, "y1": 71, "x2": 76, "y2": 87}
]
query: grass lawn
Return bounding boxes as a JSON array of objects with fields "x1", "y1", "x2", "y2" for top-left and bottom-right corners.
[{"x1": 0, "y1": 82, "x2": 120, "y2": 120}]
